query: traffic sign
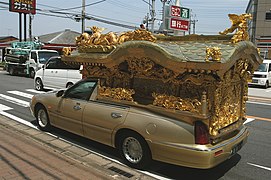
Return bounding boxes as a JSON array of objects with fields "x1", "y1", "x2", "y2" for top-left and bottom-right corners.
[{"x1": 169, "y1": 18, "x2": 189, "y2": 31}]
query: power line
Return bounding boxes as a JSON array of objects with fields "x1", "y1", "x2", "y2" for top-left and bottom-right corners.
[{"x1": 49, "y1": 0, "x2": 106, "y2": 12}]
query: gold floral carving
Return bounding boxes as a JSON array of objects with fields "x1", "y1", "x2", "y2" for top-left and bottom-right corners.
[
  {"x1": 152, "y1": 93, "x2": 202, "y2": 113},
  {"x1": 209, "y1": 58, "x2": 250, "y2": 136},
  {"x1": 219, "y1": 13, "x2": 252, "y2": 43},
  {"x1": 98, "y1": 86, "x2": 135, "y2": 101},
  {"x1": 205, "y1": 46, "x2": 222, "y2": 62},
  {"x1": 75, "y1": 26, "x2": 156, "y2": 52}
]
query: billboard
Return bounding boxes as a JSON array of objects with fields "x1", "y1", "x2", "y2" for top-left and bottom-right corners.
[
  {"x1": 169, "y1": 18, "x2": 189, "y2": 31},
  {"x1": 9, "y1": 0, "x2": 36, "y2": 14}
]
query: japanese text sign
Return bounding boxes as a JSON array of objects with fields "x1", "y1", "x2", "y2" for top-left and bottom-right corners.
[
  {"x1": 170, "y1": 5, "x2": 190, "y2": 19},
  {"x1": 9, "y1": 0, "x2": 36, "y2": 14},
  {"x1": 169, "y1": 18, "x2": 189, "y2": 31}
]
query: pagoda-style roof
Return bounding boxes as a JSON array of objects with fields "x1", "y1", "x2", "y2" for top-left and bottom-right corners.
[{"x1": 63, "y1": 34, "x2": 262, "y2": 79}]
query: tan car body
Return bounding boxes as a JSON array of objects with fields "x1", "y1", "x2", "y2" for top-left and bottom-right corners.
[{"x1": 30, "y1": 80, "x2": 248, "y2": 169}]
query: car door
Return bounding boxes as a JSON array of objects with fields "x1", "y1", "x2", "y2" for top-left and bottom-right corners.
[
  {"x1": 53, "y1": 80, "x2": 96, "y2": 136},
  {"x1": 82, "y1": 96, "x2": 129, "y2": 146},
  {"x1": 268, "y1": 63, "x2": 271, "y2": 84},
  {"x1": 43, "y1": 58, "x2": 59, "y2": 88}
]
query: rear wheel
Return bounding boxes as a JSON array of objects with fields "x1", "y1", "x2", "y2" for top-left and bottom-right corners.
[
  {"x1": 36, "y1": 105, "x2": 51, "y2": 131},
  {"x1": 35, "y1": 78, "x2": 44, "y2": 91},
  {"x1": 9, "y1": 67, "x2": 16, "y2": 76},
  {"x1": 117, "y1": 131, "x2": 152, "y2": 169}
]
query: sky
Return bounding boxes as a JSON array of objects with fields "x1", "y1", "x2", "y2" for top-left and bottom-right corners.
[{"x1": 0, "y1": 0, "x2": 249, "y2": 37}]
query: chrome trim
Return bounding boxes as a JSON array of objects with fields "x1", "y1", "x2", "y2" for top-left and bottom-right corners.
[{"x1": 152, "y1": 127, "x2": 248, "y2": 152}]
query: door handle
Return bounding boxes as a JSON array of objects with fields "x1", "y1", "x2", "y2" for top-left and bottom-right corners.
[
  {"x1": 73, "y1": 105, "x2": 81, "y2": 110},
  {"x1": 111, "y1": 112, "x2": 122, "y2": 119}
]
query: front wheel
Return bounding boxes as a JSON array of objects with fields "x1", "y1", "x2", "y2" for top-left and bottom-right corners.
[
  {"x1": 35, "y1": 78, "x2": 44, "y2": 91},
  {"x1": 118, "y1": 132, "x2": 152, "y2": 169},
  {"x1": 36, "y1": 105, "x2": 51, "y2": 131},
  {"x1": 29, "y1": 68, "x2": 35, "y2": 78},
  {"x1": 265, "y1": 81, "x2": 269, "y2": 89}
]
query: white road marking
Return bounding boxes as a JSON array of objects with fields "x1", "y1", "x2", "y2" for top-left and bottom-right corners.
[
  {"x1": 7, "y1": 90, "x2": 34, "y2": 99},
  {"x1": 0, "y1": 94, "x2": 30, "y2": 107},
  {"x1": 26, "y1": 89, "x2": 45, "y2": 94},
  {"x1": 0, "y1": 104, "x2": 13, "y2": 111},
  {"x1": 244, "y1": 118, "x2": 255, "y2": 124},
  {"x1": 247, "y1": 163, "x2": 271, "y2": 171},
  {"x1": 247, "y1": 101, "x2": 271, "y2": 106},
  {"x1": 0, "y1": 111, "x2": 36, "y2": 128}
]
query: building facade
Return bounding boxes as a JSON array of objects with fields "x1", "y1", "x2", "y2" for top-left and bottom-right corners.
[{"x1": 246, "y1": 0, "x2": 271, "y2": 59}]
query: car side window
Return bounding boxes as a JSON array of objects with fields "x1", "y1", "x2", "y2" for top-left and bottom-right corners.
[
  {"x1": 64, "y1": 81, "x2": 97, "y2": 101},
  {"x1": 46, "y1": 58, "x2": 58, "y2": 69},
  {"x1": 269, "y1": 64, "x2": 271, "y2": 72}
]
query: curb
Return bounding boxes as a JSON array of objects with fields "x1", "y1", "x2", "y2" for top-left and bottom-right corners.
[{"x1": 0, "y1": 115, "x2": 156, "y2": 180}]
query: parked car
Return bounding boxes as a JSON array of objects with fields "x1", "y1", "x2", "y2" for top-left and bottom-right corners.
[
  {"x1": 248, "y1": 59, "x2": 271, "y2": 88},
  {"x1": 30, "y1": 78, "x2": 249, "y2": 169},
  {"x1": 34, "y1": 56, "x2": 82, "y2": 91}
]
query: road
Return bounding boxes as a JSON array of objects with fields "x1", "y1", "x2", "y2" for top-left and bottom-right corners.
[{"x1": 0, "y1": 71, "x2": 271, "y2": 180}]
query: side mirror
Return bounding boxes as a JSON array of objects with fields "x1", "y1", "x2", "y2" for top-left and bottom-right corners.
[{"x1": 56, "y1": 90, "x2": 65, "y2": 97}]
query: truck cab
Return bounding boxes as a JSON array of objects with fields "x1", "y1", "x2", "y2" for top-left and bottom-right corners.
[{"x1": 5, "y1": 41, "x2": 59, "y2": 78}]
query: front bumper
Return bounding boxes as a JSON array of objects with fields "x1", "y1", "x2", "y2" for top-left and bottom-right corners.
[{"x1": 148, "y1": 126, "x2": 249, "y2": 169}]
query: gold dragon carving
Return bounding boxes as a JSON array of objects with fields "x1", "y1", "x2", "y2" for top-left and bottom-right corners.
[
  {"x1": 152, "y1": 93, "x2": 202, "y2": 113},
  {"x1": 75, "y1": 26, "x2": 157, "y2": 52},
  {"x1": 98, "y1": 86, "x2": 135, "y2": 101},
  {"x1": 219, "y1": 13, "x2": 252, "y2": 43}
]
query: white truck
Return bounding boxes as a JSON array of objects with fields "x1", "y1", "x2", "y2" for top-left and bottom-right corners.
[{"x1": 5, "y1": 41, "x2": 59, "y2": 78}]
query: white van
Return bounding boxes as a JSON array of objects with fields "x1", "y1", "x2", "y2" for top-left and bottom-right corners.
[
  {"x1": 34, "y1": 56, "x2": 82, "y2": 91},
  {"x1": 248, "y1": 59, "x2": 271, "y2": 88}
]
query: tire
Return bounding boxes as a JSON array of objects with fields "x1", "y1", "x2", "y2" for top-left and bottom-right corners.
[
  {"x1": 35, "y1": 78, "x2": 44, "y2": 91},
  {"x1": 117, "y1": 131, "x2": 152, "y2": 169},
  {"x1": 9, "y1": 67, "x2": 16, "y2": 76},
  {"x1": 29, "y1": 68, "x2": 35, "y2": 78},
  {"x1": 36, "y1": 105, "x2": 51, "y2": 131},
  {"x1": 265, "y1": 81, "x2": 269, "y2": 89},
  {"x1": 66, "y1": 82, "x2": 74, "y2": 88}
]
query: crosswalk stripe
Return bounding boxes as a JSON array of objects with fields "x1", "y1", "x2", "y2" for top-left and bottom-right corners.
[
  {"x1": 0, "y1": 94, "x2": 29, "y2": 107},
  {"x1": 26, "y1": 89, "x2": 46, "y2": 94},
  {"x1": 7, "y1": 91, "x2": 34, "y2": 99},
  {"x1": 0, "y1": 104, "x2": 13, "y2": 111}
]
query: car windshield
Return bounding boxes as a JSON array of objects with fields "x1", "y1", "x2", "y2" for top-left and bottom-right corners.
[
  {"x1": 255, "y1": 63, "x2": 268, "y2": 72},
  {"x1": 38, "y1": 52, "x2": 59, "y2": 64}
]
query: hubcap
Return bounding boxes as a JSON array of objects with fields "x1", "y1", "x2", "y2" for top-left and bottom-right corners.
[
  {"x1": 36, "y1": 80, "x2": 41, "y2": 90},
  {"x1": 122, "y1": 137, "x2": 143, "y2": 164},
  {"x1": 37, "y1": 109, "x2": 48, "y2": 127}
]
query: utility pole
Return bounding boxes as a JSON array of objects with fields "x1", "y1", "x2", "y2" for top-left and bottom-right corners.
[
  {"x1": 161, "y1": 0, "x2": 167, "y2": 31},
  {"x1": 29, "y1": 13, "x2": 33, "y2": 41},
  {"x1": 190, "y1": 14, "x2": 198, "y2": 34},
  {"x1": 82, "y1": 0, "x2": 86, "y2": 33},
  {"x1": 174, "y1": 0, "x2": 182, "y2": 36},
  {"x1": 151, "y1": 0, "x2": 156, "y2": 32}
]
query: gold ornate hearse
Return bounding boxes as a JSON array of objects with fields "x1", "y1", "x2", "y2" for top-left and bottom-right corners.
[{"x1": 62, "y1": 15, "x2": 262, "y2": 138}]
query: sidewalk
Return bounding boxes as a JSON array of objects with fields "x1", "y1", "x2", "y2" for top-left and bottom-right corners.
[{"x1": 0, "y1": 115, "x2": 154, "y2": 180}]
